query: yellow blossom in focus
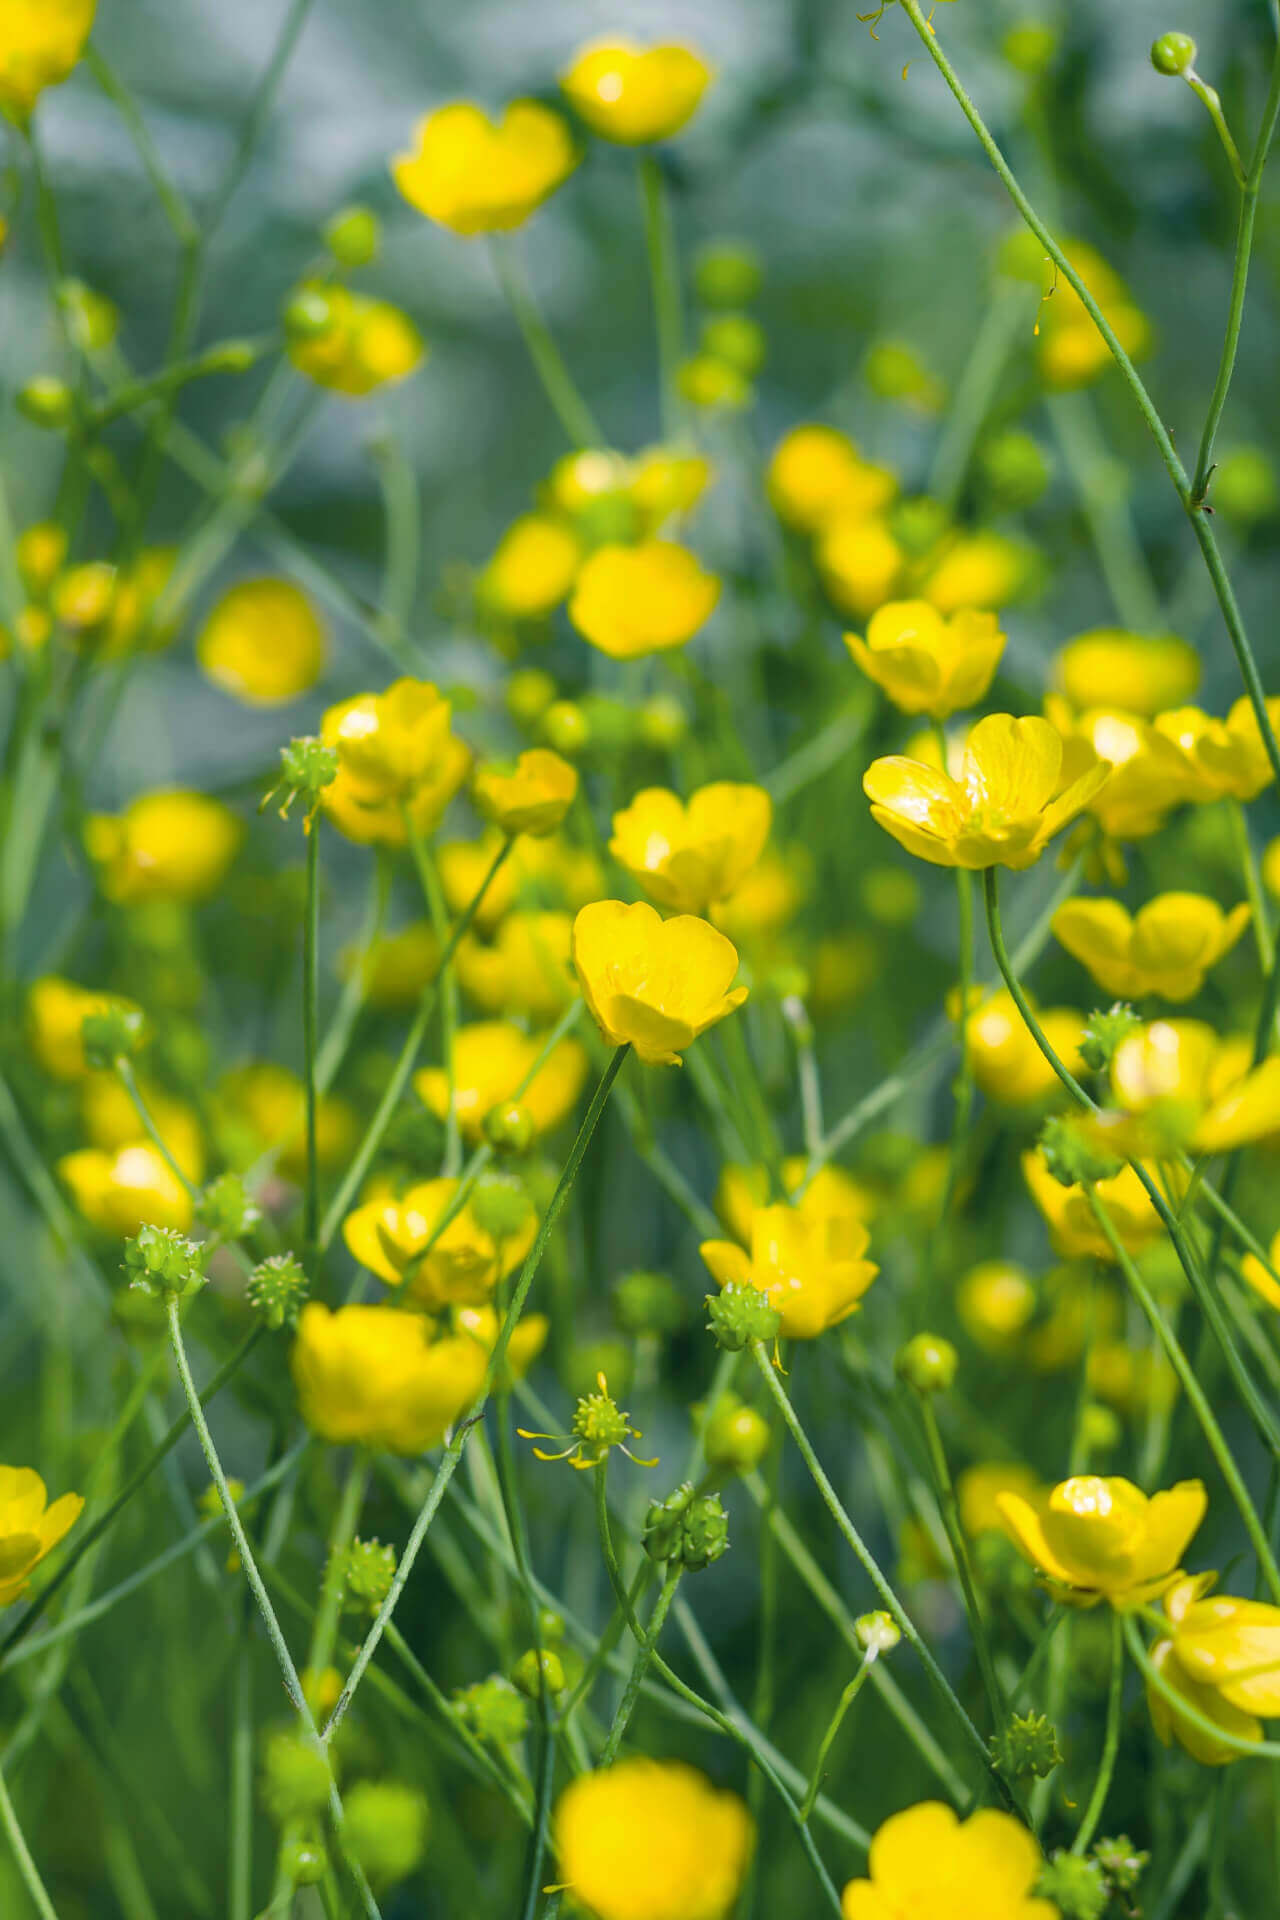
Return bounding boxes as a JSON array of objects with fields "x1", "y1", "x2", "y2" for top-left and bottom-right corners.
[
  {"x1": 957, "y1": 1461, "x2": 1044, "y2": 1538},
  {"x1": 816, "y1": 515, "x2": 904, "y2": 619},
  {"x1": 701, "y1": 1202, "x2": 877, "y2": 1340},
  {"x1": 573, "y1": 900, "x2": 747, "y2": 1066},
  {"x1": 841, "y1": 1801, "x2": 1055, "y2": 1920},
  {"x1": 956, "y1": 1261, "x2": 1037, "y2": 1352},
  {"x1": 569, "y1": 541, "x2": 719, "y2": 659},
  {"x1": 864, "y1": 714, "x2": 1110, "y2": 871},
  {"x1": 214, "y1": 1061, "x2": 357, "y2": 1183},
  {"x1": 343, "y1": 1176, "x2": 536, "y2": 1308},
  {"x1": 1052, "y1": 894, "x2": 1250, "y2": 1003},
  {"x1": 292, "y1": 1303, "x2": 487, "y2": 1454},
  {"x1": 766, "y1": 426, "x2": 897, "y2": 533},
  {"x1": 1158, "y1": 1573, "x2": 1280, "y2": 1724},
  {"x1": 59, "y1": 1142, "x2": 193, "y2": 1236},
  {"x1": 610, "y1": 782, "x2": 772, "y2": 915},
  {"x1": 320, "y1": 679, "x2": 471, "y2": 846},
  {"x1": 1054, "y1": 629, "x2": 1200, "y2": 718},
  {"x1": 0, "y1": 0, "x2": 96, "y2": 120},
  {"x1": 287, "y1": 282, "x2": 424, "y2": 396},
  {"x1": 197, "y1": 578, "x2": 326, "y2": 706},
  {"x1": 845, "y1": 599, "x2": 1006, "y2": 719},
  {"x1": 80, "y1": 1072, "x2": 205, "y2": 1186},
  {"x1": 560, "y1": 41, "x2": 712, "y2": 146},
  {"x1": 919, "y1": 531, "x2": 1032, "y2": 615},
  {"x1": 553, "y1": 1759, "x2": 752, "y2": 1920},
  {"x1": 473, "y1": 749, "x2": 578, "y2": 838},
  {"x1": 480, "y1": 515, "x2": 583, "y2": 620},
  {"x1": 84, "y1": 791, "x2": 243, "y2": 906},
  {"x1": 1146, "y1": 1634, "x2": 1262, "y2": 1767},
  {"x1": 457, "y1": 909, "x2": 576, "y2": 1020},
  {"x1": 996, "y1": 1472, "x2": 1206, "y2": 1607},
  {"x1": 414, "y1": 1020, "x2": 588, "y2": 1141},
  {"x1": 965, "y1": 991, "x2": 1085, "y2": 1105},
  {"x1": 392, "y1": 101, "x2": 577, "y2": 235},
  {"x1": 0, "y1": 1468, "x2": 84, "y2": 1607},
  {"x1": 1022, "y1": 1147, "x2": 1164, "y2": 1261}
]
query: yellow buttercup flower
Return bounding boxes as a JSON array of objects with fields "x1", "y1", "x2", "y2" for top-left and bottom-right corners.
[
  {"x1": 628, "y1": 447, "x2": 714, "y2": 531},
  {"x1": 1151, "y1": 697, "x2": 1280, "y2": 803},
  {"x1": 292, "y1": 1303, "x2": 486, "y2": 1454},
  {"x1": 1046, "y1": 702, "x2": 1191, "y2": 847},
  {"x1": 1024, "y1": 238, "x2": 1150, "y2": 391},
  {"x1": 197, "y1": 579, "x2": 326, "y2": 706},
  {"x1": 572, "y1": 899, "x2": 747, "y2": 1065},
  {"x1": 342, "y1": 1176, "x2": 537, "y2": 1308},
  {"x1": 766, "y1": 425, "x2": 896, "y2": 533},
  {"x1": 956, "y1": 1462, "x2": 1044, "y2": 1538},
  {"x1": 27, "y1": 977, "x2": 144, "y2": 1081},
  {"x1": 0, "y1": 1468, "x2": 84, "y2": 1607},
  {"x1": 1099, "y1": 1019, "x2": 1280, "y2": 1157},
  {"x1": 286, "y1": 282, "x2": 424, "y2": 396},
  {"x1": 1052, "y1": 893, "x2": 1250, "y2": 1003},
  {"x1": 1053, "y1": 629, "x2": 1200, "y2": 718},
  {"x1": 392, "y1": 101, "x2": 577, "y2": 235},
  {"x1": 965, "y1": 991, "x2": 1085, "y2": 1105},
  {"x1": 1022, "y1": 1147, "x2": 1164, "y2": 1261},
  {"x1": 473, "y1": 749, "x2": 578, "y2": 838},
  {"x1": 553, "y1": 1759, "x2": 752, "y2": 1920},
  {"x1": 414, "y1": 1020, "x2": 588, "y2": 1141},
  {"x1": 1146, "y1": 1634, "x2": 1263, "y2": 1767},
  {"x1": 701, "y1": 1201, "x2": 878, "y2": 1340},
  {"x1": 344, "y1": 920, "x2": 439, "y2": 1011},
  {"x1": 845, "y1": 599, "x2": 1006, "y2": 719},
  {"x1": 104, "y1": 547, "x2": 178, "y2": 656},
  {"x1": 59, "y1": 1142, "x2": 193, "y2": 1236},
  {"x1": 84, "y1": 791, "x2": 243, "y2": 906},
  {"x1": 569, "y1": 541, "x2": 720, "y2": 659},
  {"x1": 841, "y1": 1801, "x2": 1055, "y2": 1920},
  {"x1": 320, "y1": 679, "x2": 471, "y2": 847},
  {"x1": 560, "y1": 41, "x2": 712, "y2": 146},
  {"x1": 919, "y1": 531, "x2": 1032, "y2": 616},
  {"x1": 1159, "y1": 1573, "x2": 1280, "y2": 1720},
  {"x1": 714, "y1": 1159, "x2": 876, "y2": 1248},
  {"x1": 457, "y1": 909, "x2": 576, "y2": 1021},
  {"x1": 214, "y1": 1061, "x2": 357, "y2": 1183},
  {"x1": 81, "y1": 1071, "x2": 205, "y2": 1186},
  {"x1": 996, "y1": 1472, "x2": 1206, "y2": 1607},
  {"x1": 864, "y1": 714, "x2": 1110, "y2": 870},
  {"x1": 816, "y1": 514, "x2": 904, "y2": 619},
  {"x1": 480, "y1": 514, "x2": 583, "y2": 620},
  {"x1": 609, "y1": 782, "x2": 772, "y2": 915},
  {"x1": 955, "y1": 1261, "x2": 1037, "y2": 1352},
  {"x1": 0, "y1": 0, "x2": 96, "y2": 120}
]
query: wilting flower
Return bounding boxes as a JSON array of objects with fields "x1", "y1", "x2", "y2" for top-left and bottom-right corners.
[
  {"x1": 997, "y1": 1472, "x2": 1206, "y2": 1607},
  {"x1": 766, "y1": 424, "x2": 896, "y2": 532},
  {"x1": 964, "y1": 990, "x2": 1085, "y2": 1106},
  {"x1": 343, "y1": 1176, "x2": 536, "y2": 1308},
  {"x1": 1053, "y1": 629, "x2": 1200, "y2": 718},
  {"x1": 701, "y1": 1203, "x2": 878, "y2": 1341},
  {"x1": 553, "y1": 1759, "x2": 752, "y2": 1920},
  {"x1": 392, "y1": 101, "x2": 577, "y2": 234},
  {"x1": 286, "y1": 281, "x2": 424, "y2": 396},
  {"x1": 1022, "y1": 1147, "x2": 1165, "y2": 1262},
  {"x1": 845, "y1": 599, "x2": 1006, "y2": 719},
  {"x1": 27, "y1": 977, "x2": 143, "y2": 1081},
  {"x1": 197, "y1": 578, "x2": 326, "y2": 706},
  {"x1": 609, "y1": 782, "x2": 772, "y2": 915},
  {"x1": 0, "y1": 0, "x2": 96, "y2": 120},
  {"x1": 59, "y1": 1143, "x2": 193, "y2": 1236},
  {"x1": 560, "y1": 41, "x2": 712, "y2": 146},
  {"x1": 473, "y1": 749, "x2": 578, "y2": 838},
  {"x1": 457, "y1": 910, "x2": 576, "y2": 1020},
  {"x1": 1052, "y1": 893, "x2": 1250, "y2": 1004},
  {"x1": 0, "y1": 1468, "x2": 84, "y2": 1607},
  {"x1": 414, "y1": 1020, "x2": 588, "y2": 1141},
  {"x1": 841, "y1": 1802, "x2": 1055, "y2": 1920},
  {"x1": 572, "y1": 900, "x2": 747, "y2": 1065},
  {"x1": 864, "y1": 714, "x2": 1110, "y2": 870},
  {"x1": 320, "y1": 679, "x2": 470, "y2": 846},
  {"x1": 480, "y1": 515, "x2": 583, "y2": 620},
  {"x1": 569, "y1": 542, "x2": 720, "y2": 658},
  {"x1": 84, "y1": 791, "x2": 243, "y2": 905}
]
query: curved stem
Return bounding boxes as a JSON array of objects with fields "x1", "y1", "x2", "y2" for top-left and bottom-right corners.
[
  {"x1": 303, "y1": 819, "x2": 322, "y2": 1269},
  {"x1": 1124, "y1": 1615, "x2": 1280, "y2": 1760},
  {"x1": 599, "y1": 1565, "x2": 682, "y2": 1766},
  {"x1": 116, "y1": 1059, "x2": 199, "y2": 1198},
  {"x1": 638, "y1": 155, "x2": 684, "y2": 438},
  {"x1": 1071, "y1": 1609, "x2": 1123, "y2": 1856},
  {"x1": 0, "y1": 1755, "x2": 59, "y2": 1920},
  {"x1": 915, "y1": 1394, "x2": 1005, "y2": 1732},
  {"x1": 489, "y1": 237, "x2": 604, "y2": 449},
  {"x1": 799, "y1": 1651, "x2": 875, "y2": 1823}
]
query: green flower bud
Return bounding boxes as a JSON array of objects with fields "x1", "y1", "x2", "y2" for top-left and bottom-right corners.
[
  {"x1": 894, "y1": 1332, "x2": 958, "y2": 1395},
  {"x1": 58, "y1": 278, "x2": 119, "y2": 352},
  {"x1": 705, "y1": 1282, "x2": 781, "y2": 1352},
  {"x1": 1036, "y1": 1851, "x2": 1108, "y2": 1920},
  {"x1": 483, "y1": 1102, "x2": 536, "y2": 1156},
  {"x1": 1078, "y1": 1002, "x2": 1142, "y2": 1073},
  {"x1": 283, "y1": 287, "x2": 335, "y2": 340},
  {"x1": 700, "y1": 313, "x2": 766, "y2": 377},
  {"x1": 505, "y1": 668, "x2": 558, "y2": 727},
  {"x1": 1079, "y1": 1402, "x2": 1122, "y2": 1454},
  {"x1": 642, "y1": 1483, "x2": 730, "y2": 1572},
  {"x1": 123, "y1": 1224, "x2": 205, "y2": 1300},
  {"x1": 890, "y1": 494, "x2": 951, "y2": 558},
  {"x1": 277, "y1": 1829, "x2": 327, "y2": 1886},
  {"x1": 342, "y1": 1538, "x2": 397, "y2": 1615},
  {"x1": 693, "y1": 241, "x2": 763, "y2": 309},
  {"x1": 855, "y1": 1610, "x2": 902, "y2": 1656},
  {"x1": 1002, "y1": 23, "x2": 1059, "y2": 75},
  {"x1": 511, "y1": 1647, "x2": 566, "y2": 1699},
  {"x1": 470, "y1": 1171, "x2": 533, "y2": 1241},
  {"x1": 1150, "y1": 32, "x2": 1196, "y2": 77},
  {"x1": 637, "y1": 694, "x2": 687, "y2": 751},
  {"x1": 613, "y1": 1269, "x2": 687, "y2": 1338},
  {"x1": 701, "y1": 1395, "x2": 770, "y2": 1476},
  {"x1": 81, "y1": 1005, "x2": 147, "y2": 1070},
  {"x1": 990, "y1": 1710, "x2": 1063, "y2": 1783},
  {"x1": 542, "y1": 700, "x2": 590, "y2": 755},
  {"x1": 1037, "y1": 1115, "x2": 1122, "y2": 1189},
  {"x1": 864, "y1": 339, "x2": 939, "y2": 406},
  {"x1": 197, "y1": 1171, "x2": 262, "y2": 1241},
  {"x1": 17, "y1": 377, "x2": 74, "y2": 429},
  {"x1": 676, "y1": 354, "x2": 752, "y2": 411},
  {"x1": 247, "y1": 1253, "x2": 309, "y2": 1330},
  {"x1": 980, "y1": 429, "x2": 1052, "y2": 510},
  {"x1": 564, "y1": 1339, "x2": 633, "y2": 1401},
  {"x1": 260, "y1": 1729, "x2": 331, "y2": 1826},
  {"x1": 263, "y1": 735, "x2": 339, "y2": 827},
  {"x1": 343, "y1": 1779, "x2": 429, "y2": 1891},
  {"x1": 1092, "y1": 1836, "x2": 1148, "y2": 1897},
  {"x1": 324, "y1": 204, "x2": 381, "y2": 268},
  {"x1": 453, "y1": 1675, "x2": 528, "y2": 1744}
]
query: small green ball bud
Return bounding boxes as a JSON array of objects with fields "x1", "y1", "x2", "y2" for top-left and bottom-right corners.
[
  {"x1": 1213, "y1": 445, "x2": 1279, "y2": 524},
  {"x1": 511, "y1": 1647, "x2": 565, "y2": 1699},
  {"x1": 17, "y1": 376, "x2": 74, "y2": 429},
  {"x1": 642, "y1": 1483, "x2": 730, "y2": 1572},
  {"x1": 855, "y1": 1610, "x2": 902, "y2": 1656},
  {"x1": 1078, "y1": 1002, "x2": 1142, "y2": 1074},
  {"x1": 1002, "y1": 23, "x2": 1059, "y2": 75},
  {"x1": 343, "y1": 1779, "x2": 429, "y2": 1891},
  {"x1": 505, "y1": 668, "x2": 558, "y2": 727},
  {"x1": 341, "y1": 1538, "x2": 397, "y2": 1615},
  {"x1": 483, "y1": 1102, "x2": 536, "y2": 1156},
  {"x1": 277, "y1": 1831, "x2": 327, "y2": 1885},
  {"x1": 542, "y1": 699, "x2": 589, "y2": 755},
  {"x1": 613, "y1": 1269, "x2": 687, "y2": 1338},
  {"x1": 470, "y1": 1171, "x2": 533, "y2": 1241},
  {"x1": 693, "y1": 241, "x2": 763, "y2": 309},
  {"x1": 991, "y1": 1710, "x2": 1063, "y2": 1783},
  {"x1": 980, "y1": 429, "x2": 1052, "y2": 510},
  {"x1": 247, "y1": 1252, "x2": 309, "y2": 1330},
  {"x1": 206, "y1": 338, "x2": 259, "y2": 375},
  {"x1": 894, "y1": 1332, "x2": 958, "y2": 1395},
  {"x1": 700, "y1": 313, "x2": 766, "y2": 377},
  {"x1": 702, "y1": 1397, "x2": 770, "y2": 1476},
  {"x1": 1036, "y1": 1851, "x2": 1108, "y2": 1920},
  {"x1": 123, "y1": 1225, "x2": 205, "y2": 1300},
  {"x1": 453, "y1": 1675, "x2": 528, "y2": 1744},
  {"x1": 261, "y1": 1730, "x2": 331, "y2": 1825},
  {"x1": 324, "y1": 204, "x2": 381, "y2": 268},
  {"x1": 637, "y1": 694, "x2": 687, "y2": 751},
  {"x1": 283, "y1": 287, "x2": 335, "y2": 340},
  {"x1": 1079, "y1": 1403, "x2": 1122, "y2": 1454},
  {"x1": 705, "y1": 1282, "x2": 781, "y2": 1352},
  {"x1": 280, "y1": 735, "x2": 338, "y2": 801},
  {"x1": 197, "y1": 1171, "x2": 262, "y2": 1241},
  {"x1": 58, "y1": 279, "x2": 119, "y2": 352},
  {"x1": 1037, "y1": 1115, "x2": 1122, "y2": 1190},
  {"x1": 890, "y1": 494, "x2": 950, "y2": 558},
  {"x1": 1151, "y1": 32, "x2": 1196, "y2": 77},
  {"x1": 81, "y1": 1005, "x2": 147, "y2": 1069}
]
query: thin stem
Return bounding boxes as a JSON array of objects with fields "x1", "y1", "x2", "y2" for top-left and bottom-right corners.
[
  {"x1": 798, "y1": 1651, "x2": 875, "y2": 1823},
  {"x1": 928, "y1": 283, "x2": 1032, "y2": 509},
  {"x1": 1228, "y1": 796, "x2": 1275, "y2": 973},
  {"x1": 782, "y1": 997, "x2": 824, "y2": 1161},
  {"x1": 1049, "y1": 394, "x2": 1162, "y2": 633},
  {"x1": 1185, "y1": 72, "x2": 1248, "y2": 189},
  {"x1": 403, "y1": 810, "x2": 460, "y2": 1175},
  {"x1": 228, "y1": 1622, "x2": 254, "y2": 1920},
  {"x1": 115, "y1": 1059, "x2": 198, "y2": 1198},
  {"x1": 915, "y1": 1395, "x2": 1005, "y2": 1732},
  {"x1": 489, "y1": 237, "x2": 604, "y2": 448},
  {"x1": 0, "y1": 1755, "x2": 59, "y2": 1920},
  {"x1": 303, "y1": 819, "x2": 322, "y2": 1268},
  {"x1": 306, "y1": 1450, "x2": 369, "y2": 1681},
  {"x1": 599, "y1": 1566, "x2": 683, "y2": 1766},
  {"x1": 638, "y1": 155, "x2": 684, "y2": 437},
  {"x1": 1070, "y1": 1609, "x2": 1123, "y2": 1855}
]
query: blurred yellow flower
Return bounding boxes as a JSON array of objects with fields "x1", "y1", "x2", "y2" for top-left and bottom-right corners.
[
  {"x1": 480, "y1": 514, "x2": 583, "y2": 620},
  {"x1": 85, "y1": 791, "x2": 243, "y2": 906},
  {"x1": 344, "y1": 920, "x2": 439, "y2": 1011},
  {"x1": 553, "y1": 1759, "x2": 752, "y2": 1920},
  {"x1": 816, "y1": 514, "x2": 904, "y2": 619},
  {"x1": 457, "y1": 909, "x2": 576, "y2": 1020},
  {"x1": 197, "y1": 578, "x2": 326, "y2": 705},
  {"x1": 473, "y1": 749, "x2": 578, "y2": 838},
  {"x1": 59, "y1": 1142, "x2": 193, "y2": 1236},
  {"x1": 965, "y1": 990, "x2": 1085, "y2": 1105},
  {"x1": 320, "y1": 679, "x2": 471, "y2": 846},
  {"x1": 17, "y1": 521, "x2": 67, "y2": 595},
  {"x1": 81, "y1": 1071, "x2": 205, "y2": 1186},
  {"x1": 841, "y1": 1802, "x2": 1054, "y2": 1920},
  {"x1": 628, "y1": 447, "x2": 714, "y2": 530},
  {"x1": 1046, "y1": 701, "x2": 1191, "y2": 847},
  {"x1": 956, "y1": 1260, "x2": 1037, "y2": 1352},
  {"x1": 845, "y1": 599, "x2": 1005, "y2": 719},
  {"x1": 343, "y1": 1176, "x2": 536, "y2": 1308},
  {"x1": 864, "y1": 713, "x2": 1110, "y2": 870},
  {"x1": 560, "y1": 41, "x2": 712, "y2": 146},
  {"x1": 439, "y1": 829, "x2": 603, "y2": 934},
  {"x1": 715, "y1": 1159, "x2": 876, "y2": 1248},
  {"x1": 1151, "y1": 697, "x2": 1280, "y2": 804},
  {"x1": 702, "y1": 1200, "x2": 877, "y2": 1340},
  {"x1": 610, "y1": 782, "x2": 772, "y2": 915},
  {"x1": 0, "y1": 1468, "x2": 84, "y2": 1608},
  {"x1": 1052, "y1": 894, "x2": 1250, "y2": 1003},
  {"x1": 1147, "y1": 1633, "x2": 1262, "y2": 1767},
  {"x1": 414, "y1": 1020, "x2": 587, "y2": 1141},
  {"x1": 1053, "y1": 629, "x2": 1200, "y2": 718},
  {"x1": 1241, "y1": 1229, "x2": 1280, "y2": 1312},
  {"x1": 766, "y1": 425, "x2": 896, "y2": 533},
  {"x1": 286, "y1": 281, "x2": 424, "y2": 395},
  {"x1": 392, "y1": 101, "x2": 577, "y2": 234},
  {"x1": 1022, "y1": 1147, "x2": 1164, "y2": 1261},
  {"x1": 569, "y1": 541, "x2": 719, "y2": 658},
  {"x1": 997, "y1": 1472, "x2": 1206, "y2": 1607},
  {"x1": 956, "y1": 1461, "x2": 1044, "y2": 1537},
  {"x1": 710, "y1": 847, "x2": 809, "y2": 943},
  {"x1": 27, "y1": 977, "x2": 143, "y2": 1082},
  {"x1": 1026, "y1": 238, "x2": 1151, "y2": 390},
  {"x1": 573, "y1": 899, "x2": 747, "y2": 1065},
  {"x1": 919, "y1": 531, "x2": 1031, "y2": 616},
  {"x1": 214, "y1": 1061, "x2": 357, "y2": 1183},
  {"x1": 292, "y1": 1303, "x2": 487, "y2": 1454},
  {"x1": 0, "y1": 0, "x2": 96, "y2": 119}
]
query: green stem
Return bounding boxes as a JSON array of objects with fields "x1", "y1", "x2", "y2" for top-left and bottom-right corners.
[
  {"x1": 1185, "y1": 73, "x2": 1248, "y2": 190},
  {"x1": 368, "y1": 421, "x2": 420, "y2": 659},
  {"x1": 0, "y1": 1754, "x2": 59, "y2": 1920},
  {"x1": 303, "y1": 819, "x2": 322, "y2": 1268},
  {"x1": 638, "y1": 154, "x2": 684, "y2": 437},
  {"x1": 915, "y1": 1395, "x2": 1005, "y2": 1732},
  {"x1": 229, "y1": 1622, "x2": 254, "y2": 1920},
  {"x1": 1049, "y1": 393, "x2": 1162, "y2": 633},
  {"x1": 798, "y1": 1651, "x2": 875, "y2": 1823},
  {"x1": 489, "y1": 237, "x2": 604, "y2": 448},
  {"x1": 403, "y1": 810, "x2": 460, "y2": 1175},
  {"x1": 306, "y1": 1451, "x2": 369, "y2": 1681},
  {"x1": 1070, "y1": 1609, "x2": 1123, "y2": 1855},
  {"x1": 928, "y1": 283, "x2": 1032, "y2": 509},
  {"x1": 115, "y1": 1058, "x2": 198, "y2": 1198},
  {"x1": 599, "y1": 1566, "x2": 682, "y2": 1766},
  {"x1": 1228, "y1": 796, "x2": 1275, "y2": 973}
]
